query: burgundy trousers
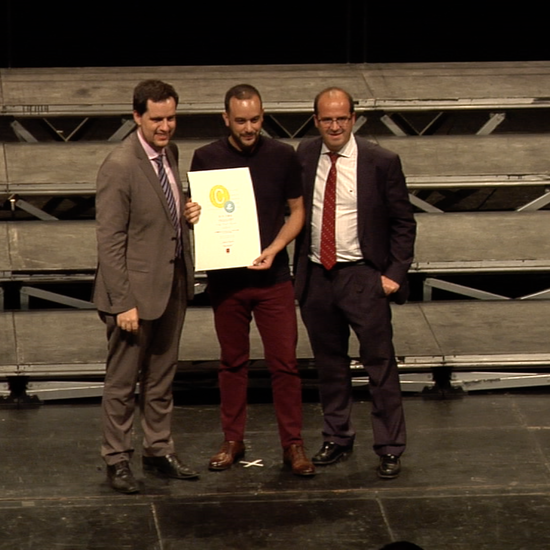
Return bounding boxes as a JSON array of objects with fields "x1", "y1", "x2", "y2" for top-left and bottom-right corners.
[{"x1": 209, "y1": 280, "x2": 304, "y2": 449}]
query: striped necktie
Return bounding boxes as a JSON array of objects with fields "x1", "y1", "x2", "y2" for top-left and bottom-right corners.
[
  {"x1": 154, "y1": 155, "x2": 182, "y2": 258},
  {"x1": 320, "y1": 152, "x2": 339, "y2": 270}
]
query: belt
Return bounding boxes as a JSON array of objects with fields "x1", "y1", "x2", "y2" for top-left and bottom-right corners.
[
  {"x1": 331, "y1": 260, "x2": 366, "y2": 270},
  {"x1": 311, "y1": 260, "x2": 366, "y2": 270}
]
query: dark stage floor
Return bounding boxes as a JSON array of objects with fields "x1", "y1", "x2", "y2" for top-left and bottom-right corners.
[{"x1": 1, "y1": 391, "x2": 550, "y2": 549}]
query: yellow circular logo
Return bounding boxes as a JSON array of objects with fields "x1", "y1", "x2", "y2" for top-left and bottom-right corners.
[{"x1": 209, "y1": 185, "x2": 230, "y2": 208}]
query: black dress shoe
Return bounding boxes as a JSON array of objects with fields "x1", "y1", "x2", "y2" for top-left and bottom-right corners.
[
  {"x1": 312, "y1": 442, "x2": 353, "y2": 465},
  {"x1": 107, "y1": 461, "x2": 139, "y2": 494},
  {"x1": 377, "y1": 454, "x2": 401, "y2": 479},
  {"x1": 142, "y1": 454, "x2": 200, "y2": 480}
]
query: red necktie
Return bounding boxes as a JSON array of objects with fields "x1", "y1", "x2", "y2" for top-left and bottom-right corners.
[{"x1": 320, "y1": 152, "x2": 339, "y2": 270}]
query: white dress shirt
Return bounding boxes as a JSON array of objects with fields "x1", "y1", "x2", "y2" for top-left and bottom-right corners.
[
  {"x1": 137, "y1": 130, "x2": 181, "y2": 215},
  {"x1": 310, "y1": 135, "x2": 362, "y2": 264}
]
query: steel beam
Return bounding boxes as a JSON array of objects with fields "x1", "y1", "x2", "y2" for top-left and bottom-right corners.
[
  {"x1": 423, "y1": 278, "x2": 510, "y2": 301},
  {"x1": 476, "y1": 112, "x2": 506, "y2": 135},
  {"x1": 10, "y1": 121, "x2": 38, "y2": 143},
  {"x1": 20, "y1": 287, "x2": 95, "y2": 309}
]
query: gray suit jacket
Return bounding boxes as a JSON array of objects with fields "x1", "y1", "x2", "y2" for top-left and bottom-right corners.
[
  {"x1": 294, "y1": 136, "x2": 416, "y2": 304},
  {"x1": 93, "y1": 131, "x2": 194, "y2": 320}
]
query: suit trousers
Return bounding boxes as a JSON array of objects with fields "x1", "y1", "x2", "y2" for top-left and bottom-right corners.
[
  {"x1": 300, "y1": 261, "x2": 406, "y2": 457},
  {"x1": 100, "y1": 262, "x2": 187, "y2": 465},
  {"x1": 209, "y1": 280, "x2": 304, "y2": 449}
]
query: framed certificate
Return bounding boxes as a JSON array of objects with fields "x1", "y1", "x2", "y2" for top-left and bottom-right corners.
[{"x1": 188, "y1": 167, "x2": 261, "y2": 271}]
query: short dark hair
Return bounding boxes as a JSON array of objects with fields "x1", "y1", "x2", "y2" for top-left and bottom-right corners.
[
  {"x1": 133, "y1": 79, "x2": 179, "y2": 116},
  {"x1": 224, "y1": 84, "x2": 262, "y2": 113},
  {"x1": 313, "y1": 87, "x2": 355, "y2": 116}
]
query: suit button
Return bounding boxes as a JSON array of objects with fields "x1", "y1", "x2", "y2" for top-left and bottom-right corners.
[{"x1": 169, "y1": 259, "x2": 175, "y2": 264}]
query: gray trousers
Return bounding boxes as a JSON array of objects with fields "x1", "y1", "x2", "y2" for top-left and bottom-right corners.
[{"x1": 100, "y1": 265, "x2": 186, "y2": 465}]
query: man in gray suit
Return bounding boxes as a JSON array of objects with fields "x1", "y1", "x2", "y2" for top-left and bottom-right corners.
[{"x1": 94, "y1": 80, "x2": 200, "y2": 493}]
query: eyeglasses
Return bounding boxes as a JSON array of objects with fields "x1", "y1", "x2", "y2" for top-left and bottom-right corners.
[{"x1": 317, "y1": 116, "x2": 353, "y2": 128}]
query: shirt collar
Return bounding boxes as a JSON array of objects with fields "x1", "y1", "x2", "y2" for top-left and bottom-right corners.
[
  {"x1": 137, "y1": 129, "x2": 165, "y2": 160},
  {"x1": 320, "y1": 134, "x2": 356, "y2": 159}
]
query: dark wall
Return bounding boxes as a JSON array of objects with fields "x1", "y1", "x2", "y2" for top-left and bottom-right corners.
[{"x1": 1, "y1": 2, "x2": 547, "y2": 68}]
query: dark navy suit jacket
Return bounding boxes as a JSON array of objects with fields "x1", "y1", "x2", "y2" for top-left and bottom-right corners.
[{"x1": 293, "y1": 136, "x2": 416, "y2": 305}]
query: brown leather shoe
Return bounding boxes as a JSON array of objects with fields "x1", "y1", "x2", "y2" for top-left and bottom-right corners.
[
  {"x1": 208, "y1": 441, "x2": 245, "y2": 471},
  {"x1": 283, "y1": 444, "x2": 316, "y2": 476}
]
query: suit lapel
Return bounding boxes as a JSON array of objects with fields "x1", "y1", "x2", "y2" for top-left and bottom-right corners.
[
  {"x1": 304, "y1": 139, "x2": 322, "y2": 218},
  {"x1": 301, "y1": 139, "x2": 323, "y2": 254},
  {"x1": 355, "y1": 138, "x2": 375, "y2": 240},
  {"x1": 132, "y1": 132, "x2": 179, "y2": 225}
]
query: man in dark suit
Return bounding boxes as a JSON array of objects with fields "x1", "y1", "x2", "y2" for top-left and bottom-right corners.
[
  {"x1": 294, "y1": 87, "x2": 416, "y2": 479},
  {"x1": 94, "y1": 79, "x2": 200, "y2": 493}
]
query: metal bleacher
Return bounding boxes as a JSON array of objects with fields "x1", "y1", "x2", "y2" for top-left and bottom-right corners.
[
  {"x1": 2, "y1": 61, "x2": 550, "y2": 399},
  {"x1": 3, "y1": 133, "x2": 550, "y2": 204},
  {"x1": 4, "y1": 62, "x2": 550, "y2": 117}
]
